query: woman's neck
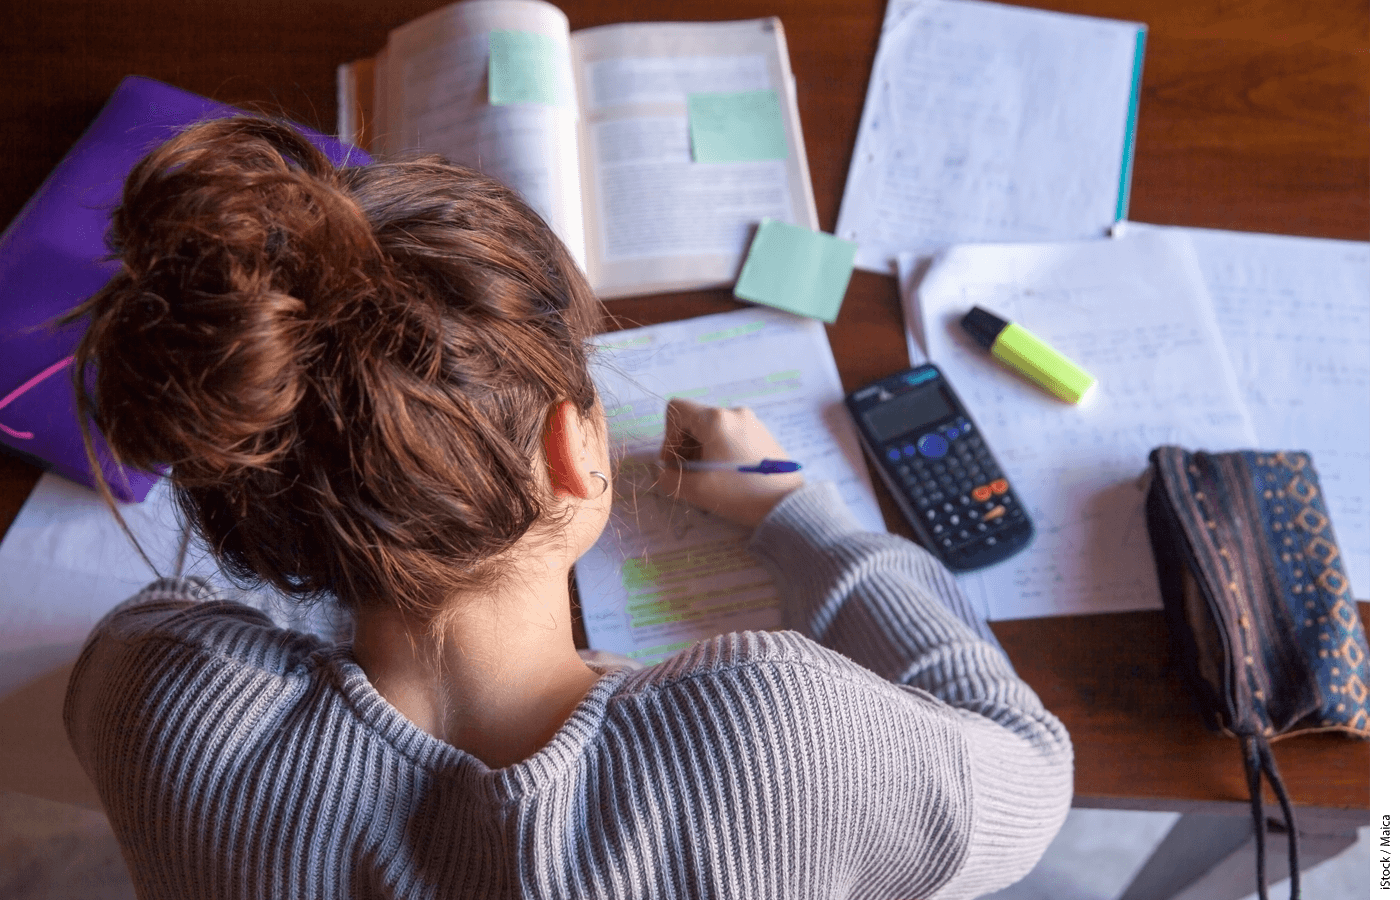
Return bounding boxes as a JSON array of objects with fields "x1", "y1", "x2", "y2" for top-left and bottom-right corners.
[{"x1": 351, "y1": 557, "x2": 601, "y2": 769}]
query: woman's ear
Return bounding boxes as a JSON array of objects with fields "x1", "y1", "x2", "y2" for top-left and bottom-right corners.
[{"x1": 543, "y1": 401, "x2": 594, "y2": 499}]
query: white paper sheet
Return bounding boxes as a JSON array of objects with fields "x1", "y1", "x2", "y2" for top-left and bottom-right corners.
[
  {"x1": 836, "y1": 0, "x2": 1144, "y2": 273},
  {"x1": 0, "y1": 475, "x2": 343, "y2": 697},
  {"x1": 900, "y1": 230, "x2": 1258, "y2": 620},
  {"x1": 576, "y1": 306, "x2": 885, "y2": 663},
  {"x1": 1123, "y1": 223, "x2": 1370, "y2": 598}
]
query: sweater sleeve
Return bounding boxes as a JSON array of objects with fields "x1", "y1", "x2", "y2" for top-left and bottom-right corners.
[{"x1": 747, "y1": 482, "x2": 1074, "y2": 898}]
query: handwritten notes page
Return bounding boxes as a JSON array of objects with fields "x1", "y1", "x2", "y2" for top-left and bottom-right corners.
[
  {"x1": 836, "y1": 0, "x2": 1145, "y2": 274},
  {"x1": 1126, "y1": 224, "x2": 1370, "y2": 598},
  {"x1": 576, "y1": 307, "x2": 884, "y2": 663},
  {"x1": 900, "y1": 230, "x2": 1257, "y2": 620}
]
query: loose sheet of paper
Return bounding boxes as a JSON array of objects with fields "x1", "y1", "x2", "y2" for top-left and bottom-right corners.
[
  {"x1": 0, "y1": 475, "x2": 345, "y2": 698},
  {"x1": 1124, "y1": 223, "x2": 1370, "y2": 598},
  {"x1": 900, "y1": 231, "x2": 1257, "y2": 620},
  {"x1": 577, "y1": 307, "x2": 884, "y2": 663},
  {"x1": 837, "y1": 0, "x2": 1144, "y2": 273}
]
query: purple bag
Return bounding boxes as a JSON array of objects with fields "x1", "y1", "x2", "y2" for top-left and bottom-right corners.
[{"x1": 0, "y1": 76, "x2": 370, "y2": 502}]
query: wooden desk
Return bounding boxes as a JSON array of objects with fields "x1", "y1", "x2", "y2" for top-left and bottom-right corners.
[{"x1": 0, "y1": 0, "x2": 1368, "y2": 896}]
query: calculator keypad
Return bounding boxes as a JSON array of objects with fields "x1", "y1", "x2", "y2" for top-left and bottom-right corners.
[{"x1": 888, "y1": 421, "x2": 1027, "y2": 557}]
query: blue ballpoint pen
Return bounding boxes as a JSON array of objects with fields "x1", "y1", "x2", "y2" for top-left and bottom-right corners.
[{"x1": 665, "y1": 458, "x2": 802, "y2": 474}]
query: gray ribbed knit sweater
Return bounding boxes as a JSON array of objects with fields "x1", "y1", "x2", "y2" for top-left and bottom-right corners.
[{"x1": 65, "y1": 482, "x2": 1072, "y2": 899}]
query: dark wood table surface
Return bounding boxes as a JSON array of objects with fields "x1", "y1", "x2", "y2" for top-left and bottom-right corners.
[{"x1": 1, "y1": 0, "x2": 1368, "y2": 824}]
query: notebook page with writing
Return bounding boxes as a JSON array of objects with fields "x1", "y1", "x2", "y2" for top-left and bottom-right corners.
[
  {"x1": 576, "y1": 307, "x2": 884, "y2": 663},
  {"x1": 900, "y1": 230, "x2": 1257, "y2": 619},
  {"x1": 837, "y1": 0, "x2": 1144, "y2": 274},
  {"x1": 1124, "y1": 224, "x2": 1370, "y2": 598}
]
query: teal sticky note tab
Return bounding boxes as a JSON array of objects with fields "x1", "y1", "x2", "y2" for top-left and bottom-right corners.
[
  {"x1": 489, "y1": 30, "x2": 560, "y2": 106},
  {"x1": 733, "y1": 220, "x2": 858, "y2": 324},
  {"x1": 687, "y1": 90, "x2": 788, "y2": 163}
]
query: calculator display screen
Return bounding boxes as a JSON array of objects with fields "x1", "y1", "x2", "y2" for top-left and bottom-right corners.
[{"x1": 863, "y1": 382, "x2": 956, "y2": 441}]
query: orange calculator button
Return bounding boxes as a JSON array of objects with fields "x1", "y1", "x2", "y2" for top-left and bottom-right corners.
[
  {"x1": 972, "y1": 485, "x2": 993, "y2": 502},
  {"x1": 990, "y1": 479, "x2": 1009, "y2": 495}
]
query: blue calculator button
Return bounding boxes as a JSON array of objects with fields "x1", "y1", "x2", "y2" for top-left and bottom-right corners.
[
  {"x1": 917, "y1": 432, "x2": 949, "y2": 459},
  {"x1": 945, "y1": 428, "x2": 959, "y2": 441},
  {"x1": 902, "y1": 444, "x2": 916, "y2": 458},
  {"x1": 887, "y1": 448, "x2": 902, "y2": 462}
]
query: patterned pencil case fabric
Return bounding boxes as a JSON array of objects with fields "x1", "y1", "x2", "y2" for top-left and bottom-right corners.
[
  {"x1": 1144, "y1": 446, "x2": 1368, "y2": 900},
  {"x1": 1145, "y1": 447, "x2": 1369, "y2": 740}
]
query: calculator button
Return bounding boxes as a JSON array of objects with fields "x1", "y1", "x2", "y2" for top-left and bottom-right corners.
[
  {"x1": 916, "y1": 432, "x2": 949, "y2": 459},
  {"x1": 971, "y1": 485, "x2": 992, "y2": 502},
  {"x1": 990, "y1": 479, "x2": 1009, "y2": 495},
  {"x1": 903, "y1": 444, "x2": 917, "y2": 458},
  {"x1": 887, "y1": 448, "x2": 903, "y2": 463}
]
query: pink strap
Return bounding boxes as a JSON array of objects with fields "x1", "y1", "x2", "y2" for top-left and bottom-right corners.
[{"x1": 0, "y1": 356, "x2": 76, "y2": 440}]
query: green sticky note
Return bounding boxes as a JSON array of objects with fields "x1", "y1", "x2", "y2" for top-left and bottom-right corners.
[
  {"x1": 687, "y1": 90, "x2": 788, "y2": 163},
  {"x1": 733, "y1": 219, "x2": 858, "y2": 324},
  {"x1": 489, "y1": 30, "x2": 560, "y2": 106}
]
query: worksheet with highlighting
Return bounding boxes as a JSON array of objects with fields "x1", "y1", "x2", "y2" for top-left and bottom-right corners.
[{"x1": 576, "y1": 306, "x2": 884, "y2": 663}]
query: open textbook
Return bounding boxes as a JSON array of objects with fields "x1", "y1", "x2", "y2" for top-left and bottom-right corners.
[
  {"x1": 837, "y1": 0, "x2": 1145, "y2": 273},
  {"x1": 338, "y1": 0, "x2": 817, "y2": 298},
  {"x1": 575, "y1": 307, "x2": 886, "y2": 664},
  {"x1": 899, "y1": 227, "x2": 1371, "y2": 618}
]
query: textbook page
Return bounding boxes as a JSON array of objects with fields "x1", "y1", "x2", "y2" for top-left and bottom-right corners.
[
  {"x1": 1125, "y1": 223, "x2": 1370, "y2": 599},
  {"x1": 899, "y1": 231, "x2": 1257, "y2": 620},
  {"x1": 571, "y1": 19, "x2": 818, "y2": 299},
  {"x1": 576, "y1": 307, "x2": 883, "y2": 663},
  {"x1": 373, "y1": 0, "x2": 588, "y2": 268},
  {"x1": 838, "y1": 0, "x2": 1145, "y2": 273}
]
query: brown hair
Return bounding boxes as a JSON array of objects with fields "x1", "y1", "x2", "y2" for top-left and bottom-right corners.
[{"x1": 67, "y1": 116, "x2": 601, "y2": 621}]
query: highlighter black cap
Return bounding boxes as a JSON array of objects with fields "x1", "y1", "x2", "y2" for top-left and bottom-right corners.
[{"x1": 960, "y1": 306, "x2": 1009, "y2": 351}]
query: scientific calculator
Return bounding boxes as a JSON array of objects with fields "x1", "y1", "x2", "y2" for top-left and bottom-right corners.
[{"x1": 845, "y1": 364, "x2": 1034, "y2": 572}]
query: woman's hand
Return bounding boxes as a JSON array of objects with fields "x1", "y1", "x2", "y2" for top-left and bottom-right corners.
[{"x1": 653, "y1": 398, "x2": 804, "y2": 529}]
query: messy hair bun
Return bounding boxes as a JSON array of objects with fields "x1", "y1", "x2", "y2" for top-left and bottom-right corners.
[{"x1": 71, "y1": 117, "x2": 601, "y2": 617}]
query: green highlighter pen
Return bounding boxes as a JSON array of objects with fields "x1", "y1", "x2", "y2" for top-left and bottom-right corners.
[{"x1": 960, "y1": 306, "x2": 1096, "y2": 403}]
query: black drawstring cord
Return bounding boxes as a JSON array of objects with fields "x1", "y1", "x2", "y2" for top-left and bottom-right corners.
[{"x1": 1240, "y1": 734, "x2": 1302, "y2": 899}]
